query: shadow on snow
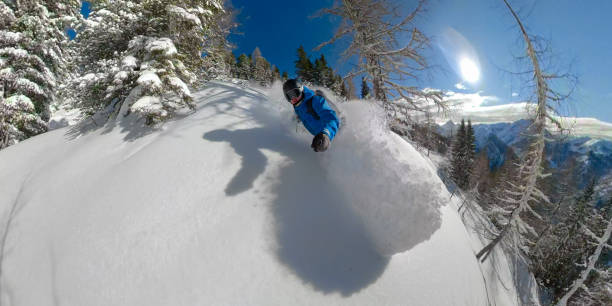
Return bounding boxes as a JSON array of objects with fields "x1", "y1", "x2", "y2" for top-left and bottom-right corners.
[
  {"x1": 200, "y1": 84, "x2": 444, "y2": 296},
  {"x1": 204, "y1": 127, "x2": 388, "y2": 296},
  {"x1": 67, "y1": 81, "x2": 442, "y2": 297},
  {"x1": 63, "y1": 81, "x2": 268, "y2": 143}
]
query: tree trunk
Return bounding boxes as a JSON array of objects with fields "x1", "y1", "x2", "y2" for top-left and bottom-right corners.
[
  {"x1": 367, "y1": 54, "x2": 386, "y2": 103},
  {"x1": 476, "y1": 221, "x2": 510, "y2": 262}
]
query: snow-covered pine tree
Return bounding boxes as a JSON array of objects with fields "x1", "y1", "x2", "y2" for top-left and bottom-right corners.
[
  {"x1": 338, "y1": 76, "x2": 348, "y2": 99},
  {"x1": 236, "y1": 53, "x2": 252, "y2": 80},
  {"x1": 317, "y1": 0, "x2": 444, "y2": 112},
  {"x1": 313, "y1": 56, "x2": 322, "y2": 86},
  {"x1": 0, "y1": 0, "x2": 80, "y2": 148},
  {"x1": 314, "y1": 54, "x2": 334, "y2": 88},
  {"x1": 328, "y1": 73, "x2": 341, "y2": 97},
  {"x1": 281, "y1": 71, "x2": 288, "y2": 81},
  {"x1": 272, "y1": 65, "x2": 281, "y2": 82},
  {"x1": 531, "y1": 181, "x2": 596, "y2": 299},
  {"x1": 251, "y1": 47, "x2": 262, "y2": 80},
  {"x1": 71, "y1": 0, "x2": 227, "y2": 124},
  {"x1": 360, "y1": 76, "x2": 370, "y2": 99},
  {"x1": 451, "y1": 119, "x2": 467, "y2": 189},
  {"x1": 465, "y1": 119, "x2": 476, "y2": 185},
  {"x1": 555, "y1": 189, "x2": 612, "y2": 305},
  {"x1": 200, "y1": 4, "x2": 235, "y2": 80},
  {"x1": 222, "y1": 50, "x2": 237, "y2": 78},
  {"x1": 251, "y1": 47, "x2": 273, "y2": 85},
  {"x1": 251, "y1": 47, "x2": 262, "y2": 63}
]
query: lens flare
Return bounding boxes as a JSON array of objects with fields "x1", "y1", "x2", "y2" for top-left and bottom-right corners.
[
  {"x1": 460, "y1": 57, "x2": 480, "y2": 83},
  {"x1": 438, "y1": 27, "x2": 482, "y2": 85}
]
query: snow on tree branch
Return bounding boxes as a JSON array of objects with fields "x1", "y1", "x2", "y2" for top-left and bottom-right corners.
[
  {"x1": 317, "y1": 0, "x2": 447, "y2": 114},
  {"x1": 476, "y1": 0, "x2": 575, "y2": 263},
  {"x1": 69, "y1": 0, "x2": 229, "y2": 125},
  {"x1": 556, "y1": 214, "x2": 612, "y2": 305}
]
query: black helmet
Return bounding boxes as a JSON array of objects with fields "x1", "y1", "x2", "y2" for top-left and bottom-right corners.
[{"x1": 283, "y1": 78, "x2": 303, "y2": 102}]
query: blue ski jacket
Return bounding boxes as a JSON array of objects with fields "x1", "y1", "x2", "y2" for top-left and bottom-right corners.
[{"x1": 293, "y1": 86, "x2": 340, "y2": 141}]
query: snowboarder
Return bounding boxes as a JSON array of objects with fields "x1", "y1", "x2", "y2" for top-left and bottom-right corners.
[{"x1": 282, "y1": 79, "x2": 340, "y2": 152}]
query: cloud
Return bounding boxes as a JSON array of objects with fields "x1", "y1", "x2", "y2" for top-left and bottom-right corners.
[
  {"x1": 512, "y1": 92, "x2": 519, "y2": 97},
  {"x1": 455, "y1": 83, "x2": 467, "y2": 90},
  {"x1": 444, "y1": 91, "x2": 500, "y2": 109}
]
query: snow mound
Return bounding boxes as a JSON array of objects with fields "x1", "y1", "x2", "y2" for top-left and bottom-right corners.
[
  {"x1": 145, "y1": 37, "x2": 177, "y2": 56},
  {"x1": 0, "y1": 81, "x2": 514, "y2": 305},
  {"x1": 136, "y1": 70, "x2": 162, "y2": 89},
  {"x1": 322, "y1": 102, "x2": 444, "y2": 255}
]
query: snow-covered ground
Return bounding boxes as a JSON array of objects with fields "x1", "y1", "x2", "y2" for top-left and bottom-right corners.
[{"x1": 0, "y1": 81, "x2": 529, "y2": 305}]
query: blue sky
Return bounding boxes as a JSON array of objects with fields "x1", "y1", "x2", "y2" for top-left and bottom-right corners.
[
  {"x1": 228, "y1": 0, "x2": 337, "y2": 76},
  {"x1": 229, "y1": 0, "x2": 612, "y2": 122}
]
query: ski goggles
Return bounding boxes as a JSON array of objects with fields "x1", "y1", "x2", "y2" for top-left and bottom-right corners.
[{"x1": 285, "y1": 87, "x2": 302, "y2": 101}]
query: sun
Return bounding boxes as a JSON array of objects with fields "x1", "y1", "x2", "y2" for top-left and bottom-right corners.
[{"x1": 459, "y1": 57, "x2": 480, "y2": 83}]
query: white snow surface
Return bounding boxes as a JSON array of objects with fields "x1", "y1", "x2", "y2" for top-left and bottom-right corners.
[
  {"x1": 49, "y1": 106, "x2": 83, "y2": 130},
  {"x1": 0, "y1": 81, "x2": 519, "y2": 305}
]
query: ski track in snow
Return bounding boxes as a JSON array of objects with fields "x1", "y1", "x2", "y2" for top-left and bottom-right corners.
[{"x1": 0, "y1": 81, "x2": 516, "y2": 305}]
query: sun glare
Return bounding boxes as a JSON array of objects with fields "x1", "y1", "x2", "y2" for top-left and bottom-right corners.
[{"x1": 459, "y1": 57, "x2": 480, "y2": 83}]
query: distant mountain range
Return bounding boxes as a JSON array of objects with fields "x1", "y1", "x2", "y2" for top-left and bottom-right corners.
[{"x1": 436, "y1": 103, "x2": 612, "y2": 191}]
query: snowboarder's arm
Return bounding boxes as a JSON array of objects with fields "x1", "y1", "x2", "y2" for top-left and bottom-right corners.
[{"x1": 312, "y1": 96, "x2": 340, "y2": 141}]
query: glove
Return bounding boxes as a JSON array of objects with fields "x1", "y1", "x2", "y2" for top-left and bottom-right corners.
[{"x1": 311, "y1": 133, "x2": 330, "y2": 152}]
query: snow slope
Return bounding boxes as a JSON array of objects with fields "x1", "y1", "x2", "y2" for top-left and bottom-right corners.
[{"x1": 0, "y1": 81, "x2": 522, "y2": 305}]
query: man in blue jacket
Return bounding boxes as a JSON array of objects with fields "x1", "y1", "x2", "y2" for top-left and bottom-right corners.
[{"x1": 282, "y1": 79, "x2": 340, "y2": 152}]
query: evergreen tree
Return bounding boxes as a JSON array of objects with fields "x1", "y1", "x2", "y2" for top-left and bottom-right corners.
[
  {"x1": 451, "y1": 119, "x2": 467, "y2": 189},
  {"x1": 566, "y1": 196, "x2": 612, "y2": 305},
  {"x1": 250, "y1": 47, "x2": 261, "y2": 81},
  {"x1": 552, "y1": 181, "x2": 612, "y2": 305},
  {"x1": 531, "y1": 179, "x2": 597, "y2": 300},
  {"x1": 251, "y1": 47, "x2": 262, "y2": 61},
  {"x1": 223, "y1": 50, "x2": 237, "y2": 78},
  {"x1": 272, "y1": 66, "x2": 281, "y2": 81},
  {"x1": 314, "y1": 54, "x2": 333, "y2": 87},
  {"x1": 360, "y1": 77, "x2": 370, "y2": 99},
  {"x1": 339, "y1": 78, "x2": 348, "y2": 99},
  {"x1": 313, "y1": 57, "x2": 321, "y2": 85},
  {"x1": 465, "y1": 119, "x2": 476, "y2": 185},
  {"x1": 295, "y1": 45, "x2": 313, "y2": 83},
  {"x1": 251, "y1": 47, "x2": 272, "y2": 85},
  {"x1": 199, "y1": 1, "x2": 236, "y2": 80},
  {"x1": 328, "y1": 73, "x2": 337, "y2": 94},
  {"x1": 236, "y1": 53, "x2": 251, "y2": 80},
  {"x1": 448, "y1": 118, "x2": 476, "y2": 190},
  {"x1": 281, "y1": 71, "x2": 288, "y2": 81},
  {"x1": 325, "y1": 66, "x2": 335, "y2": 89},
  {"x1": 0, "y1": 0, "x2": 80, "y2": 148},
  {"x1": 71, "y1": 0, "x2": 227, "y2": 124}
]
